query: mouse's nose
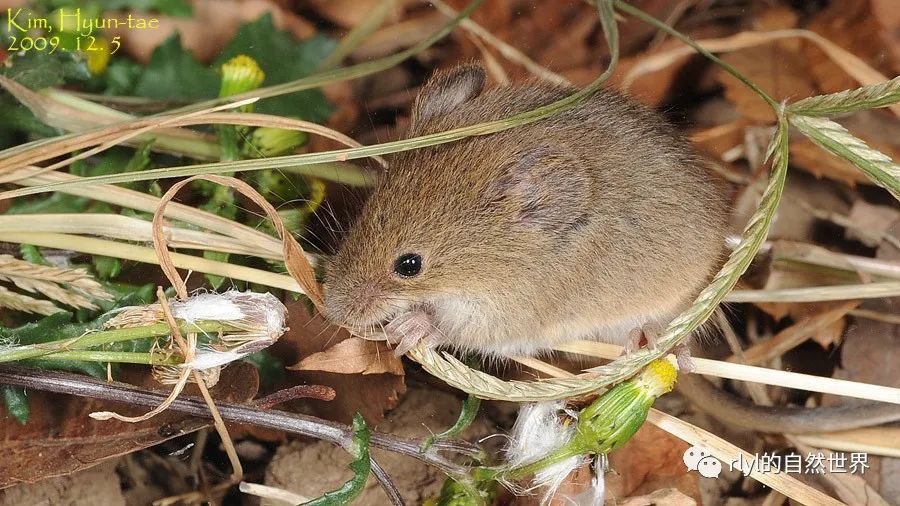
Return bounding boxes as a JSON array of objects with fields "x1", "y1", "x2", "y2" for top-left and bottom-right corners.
[{"x1": 321, "y1": 281, "x2": 383, "y2": 326}]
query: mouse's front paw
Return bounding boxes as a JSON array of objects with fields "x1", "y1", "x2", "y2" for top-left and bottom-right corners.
[
  {"x1": 624, "y1": 322, "x2": 663, "y2": 355},
  {"x1": 384, "y1": 307, "x2": 445, "y2": 356}
]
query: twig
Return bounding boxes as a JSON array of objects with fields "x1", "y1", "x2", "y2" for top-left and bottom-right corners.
[
  {"x1": 0, "y1": 365, "x2": 472, "y2": 480},
  {"x1": 370, "y1": 458, "x2": 406, "y2": 506}
]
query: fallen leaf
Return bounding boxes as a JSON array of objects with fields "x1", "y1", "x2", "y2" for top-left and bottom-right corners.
[
  {"x1": 618, "y1": 487, "x2": 697, "y2": 506},
  {"x1": 716, "y1": 5, "x2": 815, "y2": 123},
  {"x1": 789, "y1": 137, "x2": 872, "y2": 186},
  {"x1": 269, "y1": 303, "x2": 405, "y2": 424},
  {"x1": 289, "y1": 337, "x2": 404, "y2": 375},
  {"x1": 0, "y1": 362, "x2": 258, "y2": 489},
  {"x1": 845, "y1": 201, "x2": 900, "y2": 247},
  {"x1": 804, "y1": 0, "x2": 896, "y2": 95},
  {"x1": 604, "y1": 422, "x2": 701, "y2": 502}
]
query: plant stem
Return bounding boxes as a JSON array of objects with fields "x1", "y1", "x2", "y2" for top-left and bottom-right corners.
[
  {"x1": 34, "y1": 350, "x2": 181, "y2": 365},
  {"x1": 0, "y1": 320, "x2": 237, "y2": 363},
  {"x1": 0, "y1": 365, "x2": 474, "y2": 480}
]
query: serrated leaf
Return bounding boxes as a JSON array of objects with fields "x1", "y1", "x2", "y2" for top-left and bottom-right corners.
[
  {"x1": 0, "y1": 311, "x2": 86, "y2": 345},
  {"x1": 791, "y1": 115, "x2": 900, "y2": 201},
  {"x1": 133, "y1": 34, "x2": 219, "y2": 101},
  {"x1": 102, "y1": 58, "x2": 144, "y2": 95},
  {"x1": 0, "y1": 49, "x2": 91, "y2": 89},
  {"x1": 304, "y1": 413, "x2": 371, "y2": 506},
  {"x1": 788, "y1": 75, "x2": 900, "y2": 117},
  {"x1": 214, "y1": 14, "x2": 335, "y2": 122}
]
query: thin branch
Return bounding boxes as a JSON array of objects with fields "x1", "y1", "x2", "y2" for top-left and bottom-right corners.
[
  {"x1": 370, "y1": 458, "x2": 406, "y2": 506},
  {"x1": 0, "y1": 365, "x2": 472, "y2": 481}
]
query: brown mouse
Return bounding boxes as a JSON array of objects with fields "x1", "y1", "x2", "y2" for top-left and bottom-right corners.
[{"x1": 323, "y1": 64, "x2": 900, "y2": 433}]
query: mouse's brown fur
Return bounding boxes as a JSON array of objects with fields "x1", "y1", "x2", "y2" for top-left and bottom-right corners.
[{"x1": 324, "y1": 64, "x2": 730, "y2": 357}]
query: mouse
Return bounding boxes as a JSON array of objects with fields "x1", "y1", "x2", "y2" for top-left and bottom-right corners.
[{"x1": 322, "y1": 63, "x2": 900, "y2": 433}]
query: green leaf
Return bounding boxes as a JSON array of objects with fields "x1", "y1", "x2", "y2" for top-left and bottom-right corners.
[
  {"x1": 303, "y1": 413, "x2": 371, "y2": 506},
  {"x1": 2, "y1": 387, "x2": 29, "y2": 425},
  {"x1": 102, "y1": 58, "x2": 144, "y2": 95},
  {"x1": 7, "y1": 191, "x2": 89, "y2": 214},
  {"x1": 74, "y1": 281, "x2": 155, "y2": 322},
  {"x1": 19, "y1": 244, "x2": 49, "y2": 266},
  {"x1": 22, "y1": 358, "x2": 111, "y2": 380},
  {"x1": 0, "y1": 49, "x2": 91, "y2": 89},
  {"x1": 92, "y1": 255, "x2": 122, "y2": 280},
  {"x1": 791, "y1": 115, "x2": 900, "y2": 202},
  {"x1": 422, "y1": 394, "x2": 481, "y2": 452},
  {"x1": 214, "y1": 14, "x2": 335, "y2": 122},
  {"x1": 242, "y1": 350, "x2": 285, "y2": 388},
  {"x1": 202, "y1": 250, "x2": 229, "y2": 289},
  {"x1": 0, "y1": 311, "x2": 88, "y2": 345},
  {"x1": 788, "y1": 75, "x2": 900, "y2": 117},
  {"x1": 133, "y1": 34, "x2": 219, "y2": 101}
]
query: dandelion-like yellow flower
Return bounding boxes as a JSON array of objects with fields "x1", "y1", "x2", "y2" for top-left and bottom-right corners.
[{"x1": 219, "y1": 55, "x2": 265, "y2": 98}]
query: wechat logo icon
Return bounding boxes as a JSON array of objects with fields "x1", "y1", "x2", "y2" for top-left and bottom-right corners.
[{"x1": 683, "y1": 446, "x2": 722, "y2": 478}]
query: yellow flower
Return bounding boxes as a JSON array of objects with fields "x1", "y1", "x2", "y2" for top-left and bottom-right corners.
[{"x1": 219, "y1": 55, "x2": 265, "y2": 98}]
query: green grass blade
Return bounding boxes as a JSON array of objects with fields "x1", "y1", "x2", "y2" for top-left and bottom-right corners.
[
  {"x1": 790, "y1": 114, "x2": 900, "y2": 201},
  {"x1": 788, "y1": 75, "x2": 900, "y2": 117}
]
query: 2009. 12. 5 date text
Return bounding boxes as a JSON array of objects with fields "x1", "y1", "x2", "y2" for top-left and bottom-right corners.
[{"x1": 7, "y1": 35, "x2": 121, "y2": 54}]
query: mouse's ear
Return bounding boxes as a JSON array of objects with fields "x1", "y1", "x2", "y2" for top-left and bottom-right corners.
[
  {"x1": 411, "y1": 64, "x2": 485, "y2": 125},
  {"x1": 494, "y1": 147, "x2": 591, "y2": 237}
]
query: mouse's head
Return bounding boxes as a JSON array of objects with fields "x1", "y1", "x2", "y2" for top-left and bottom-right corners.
[{"x1": 323, "y1": 65, "x2": 592, "y2": 335}]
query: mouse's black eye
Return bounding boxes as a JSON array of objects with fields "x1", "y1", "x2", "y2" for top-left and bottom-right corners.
[{"x1": 394, "y1": 253, "x2": 422, "y2": 278}]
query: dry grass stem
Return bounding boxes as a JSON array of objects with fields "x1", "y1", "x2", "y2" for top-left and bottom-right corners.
[
  {"x1": 11, "y1": 169, "x2": 287, "y2": 259},
  {"x1": 0, "y1": 254, "x2": 112, "y2": 310},
  {"x1": 793, "y1": 428, "x2": 900, "y2": 459},
  {"x1": 0, "y1": 285, "x2": 60, "y2": 315},
  {"x1": 554, "y1": 340, "x2": 900, "y2": 405},
  {"x1": 0, "y1": 232, "x2": 301, "y2": 293},
  {"x1": 730, "y1": 301, "x2": 860, "y2": 365},
  {"x1": 0, "y1": 214, "x2": 282, "y2": 260}
]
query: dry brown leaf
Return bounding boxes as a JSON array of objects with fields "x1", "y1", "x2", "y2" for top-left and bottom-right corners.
[
  {"x1": 309, "y1": 0, "x2": 409, "y2": 28},
  {"x1": 605, "y1": 422, "x2": 701, "y2": 502},
  {"x1": 789, "y1": 137, "x2": 872, "y2": 186},
  {"x1": 618, "y1": 488, "x2": 697, "y2": 506},
  {"x1": 804, "y1": 0, "x2": 896, "y2": 95},
  {"x1": 270, "y1": 304, "x2": 406, "y2": 424},
  {"x1": 0, "y1": 363, "x2": 258, "y2": 489},
  {"x1": 717, "y1": 45, "x2": 816, "y2": 123},
  {"x1": 289, "y1": 338, "x2": 404, "y2": 375},
  {"x1": 845, "y1": 201, "x2": 900, "y2": 248},
  {"x1": 690, "y1": 121, "x2": 747, "y2": 159}
]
